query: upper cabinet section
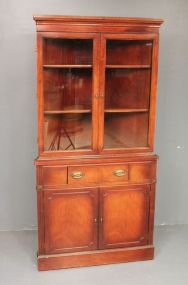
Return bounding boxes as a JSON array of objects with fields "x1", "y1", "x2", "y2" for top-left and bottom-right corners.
[{"x1": 34, "y1": 16, "x2": 163, "y2": 156}]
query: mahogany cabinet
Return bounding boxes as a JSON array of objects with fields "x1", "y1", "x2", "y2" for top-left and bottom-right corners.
[{"x1": 34, "y1": 15, "x2": 163, "y2": 270}]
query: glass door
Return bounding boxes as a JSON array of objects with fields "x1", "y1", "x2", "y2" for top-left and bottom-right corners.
[
  {"x1": 40, "y1": 33, "x2": 99, "y2": 153},
  {"x1": 101, "y1": 35, "x2": 155, "y2": 151}
]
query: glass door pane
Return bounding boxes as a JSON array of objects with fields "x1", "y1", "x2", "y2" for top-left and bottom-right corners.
[
  {"x1": 42, "y1": 38, "x2": 93, "y2": 151},
  {"x1": 104, "y1": 39, "x2": 152, "y2": 149}
]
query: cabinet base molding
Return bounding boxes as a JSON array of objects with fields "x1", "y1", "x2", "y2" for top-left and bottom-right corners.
[{"x1": 38, "y1": 245, "x2": 154, "y2": 271}]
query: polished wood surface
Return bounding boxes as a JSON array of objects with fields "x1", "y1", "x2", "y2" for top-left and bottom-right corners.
[
  {"x1": 68, "y1": 164, "x2": 129, "y2": 185},
  {"x1": 44, "y1": 109, "x2": 91, "y2": 114},
  {"x1": 34, "y1": 15, "x2": 163, "y2": 270},
  {"x1": 129, "y1": 162, "x2": 156, "y2": 182},
  {"x1": 43, "y1": 64, "x2": 92, "y2": 68},
  {"x1": 37, "y1": 161, "x2": 156, "y2": 188},
  {"x1": 33, "y1": 15, "x2": 163, "y2": 24},
  {"x1": 99, "y1": 185, "x2": 149, "y2": 249},
  {"x1": 42, "y1": 166, "x2": 67, "y2": 186},
  {"x1": 104, "y1": 108, "x2": 148, "y2": 113},
  {"x1": 44, "y1": 188, "x2": 98, "y2": 254},
  {"x1": 38, "y1": 245, "x2": 154, "y2": 270},
  {"x1": 33, "y1": 15, "x2": 163, "y2": 33},
  {"x1": 106, "y1": 65, "x2": 150, "y2": 69}
]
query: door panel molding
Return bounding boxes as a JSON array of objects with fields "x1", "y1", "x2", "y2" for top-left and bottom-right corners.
[{"x1": 44, "y1": 188, "x2": 98, "y2": 254}]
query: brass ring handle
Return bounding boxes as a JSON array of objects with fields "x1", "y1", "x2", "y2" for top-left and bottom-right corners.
[
  {"x1": 71, "y1": 171, "x2": 85, "y2": 179},
  {"x1": 113, "y1": 169, "x2": 127, "y2": 177}
]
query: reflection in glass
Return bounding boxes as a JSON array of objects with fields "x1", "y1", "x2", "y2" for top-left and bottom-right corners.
[
  {"x1": 44, "y1": 69, "x2": 92, "y2": 112},
  {"x1": 43, "y1": 39, "x2": 93, "y2": 65},
  {"x1": 104, "y1": 113, "x2": 149, "y2": 148},
  {"x1": 42, "y1": 38, "x2": 93, "y2": 151},
  {"x1": 44, "y1": 114, "x2": 92, "y2": 151},
  {"x1": 104, "y1": 39, "x2": 152, "y2": 149},
  {"x1": 106, "y1": 40, "x2": 152, "y2": 65},
  {"x1": 105, "y1": 69, "x2": 151, "y2": 109}
]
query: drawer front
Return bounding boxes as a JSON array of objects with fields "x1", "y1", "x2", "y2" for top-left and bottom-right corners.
[
  {"x1": 68, "y1": 164, "x2": 129, "y2": 185},
  {"x1": 42, "y1": 166, "x2": 67, "y2": 186},
  {"x1": 129, "y1": 162, "x2": 156, "y2": 182},
  {"x1": 39, "y1": 161, "x2": 155, "y2": 187}
]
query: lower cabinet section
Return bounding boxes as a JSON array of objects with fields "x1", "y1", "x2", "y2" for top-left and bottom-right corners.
[
  {"x1": 40, "y1": 184, "x2": 151, "y2": 257},
  {"x1": 44, "y1": 188, "x2": 98, "y2": 254},
  {"x1": 99, "y1": 185, "x2": 149, "y2": 249}
]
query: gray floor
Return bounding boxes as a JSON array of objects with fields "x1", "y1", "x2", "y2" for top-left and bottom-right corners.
[{"x1": 0, "y1": 225, "x2": 188, "y2": 285}]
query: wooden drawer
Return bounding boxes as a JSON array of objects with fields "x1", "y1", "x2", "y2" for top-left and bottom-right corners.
[
  {"x1": 39, "y1": 162, "x2": 155, "y2": 187},
  {"x1": 42, "y1": 166, "x2": 67, "y2": 186},
  {"x1": 129, "y1": 162, "x2": 156, "y2": 182},
  {"x1": 68, "y1": 164, "x2": 129, "y2": 185}
]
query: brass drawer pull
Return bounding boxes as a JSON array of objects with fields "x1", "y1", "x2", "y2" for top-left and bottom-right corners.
[
  {"x1": 71, "y1": 171, "x2": 85, "y2": 179},
  {"x1": 113, "y1": 169, "x2": 127, "y2": 177}
]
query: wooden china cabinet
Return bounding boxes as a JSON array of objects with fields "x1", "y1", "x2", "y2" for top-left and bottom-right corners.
[{"x1": 33, "y1": 15, "x2": 163, "y2": 270}]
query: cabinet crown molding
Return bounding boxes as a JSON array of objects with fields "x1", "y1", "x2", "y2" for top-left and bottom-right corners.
[{"x1": 33, "y1": 15, "x2": 164, "y2": 27}]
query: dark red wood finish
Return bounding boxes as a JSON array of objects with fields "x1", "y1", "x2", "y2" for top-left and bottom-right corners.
[
  {"x1": 44, "y1": 188, "x2": 98, "y2": 254},
  {"x1": 99, "y1": 185, "x2": 150, "y2": 249},
  {"x1": 34, "y1": 15, "x2": 163, "y2": 270}
]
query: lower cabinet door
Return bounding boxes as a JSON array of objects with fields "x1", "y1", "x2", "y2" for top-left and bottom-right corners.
[
  {"x1": 99, "y1": 185, "x2": 150, "y2": 249},
  {"x1": 44, "y1": 188, "x2": 98, "y2": 254}
]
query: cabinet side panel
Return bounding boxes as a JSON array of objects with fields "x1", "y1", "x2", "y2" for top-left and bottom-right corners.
[
  {"x1": 148, "y1": 35, "x2": 159, "y2": 149},
  {"x1": 37, "y1": 191, "x2": 45, "y2": 254},
  {"x1": 148, "y1": 183, "x2": 156, "y2": 244},
  {"x1": 37, "y1": 33, "x2": 44, "y2": 153}
]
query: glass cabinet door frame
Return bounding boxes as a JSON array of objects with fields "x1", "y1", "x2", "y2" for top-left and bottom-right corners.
[
  {"x1": 98, "y1": 33, "x2": 159, "y2": 154},
  {"x1": 37, "y1": 32, "x2": 100, "y2": 156}
]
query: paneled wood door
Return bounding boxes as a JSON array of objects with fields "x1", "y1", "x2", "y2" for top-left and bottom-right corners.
[
  {"x1": 99, "y1": 185, "x2": 150, "y2": 249},
  {"x1": 44, "y1": 188, "x2": 98, "y2": 254}
]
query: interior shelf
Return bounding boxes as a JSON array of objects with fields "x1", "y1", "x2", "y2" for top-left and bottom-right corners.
[
  {"x1": 43, "y1": 64, "x2": 92, "y2": 69},
  {"x1": 45, "y1": 109, "x2": 148, "y2": 115},
  {"x1": 104, "y1": 108, "x2": 149, "y2": 113},
  {"x1": 44, "y1": 109, "x2": 92, "y2": 114},
  {"x1": 105, "y1": 65, "x2": 151, "y2": 69}
]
